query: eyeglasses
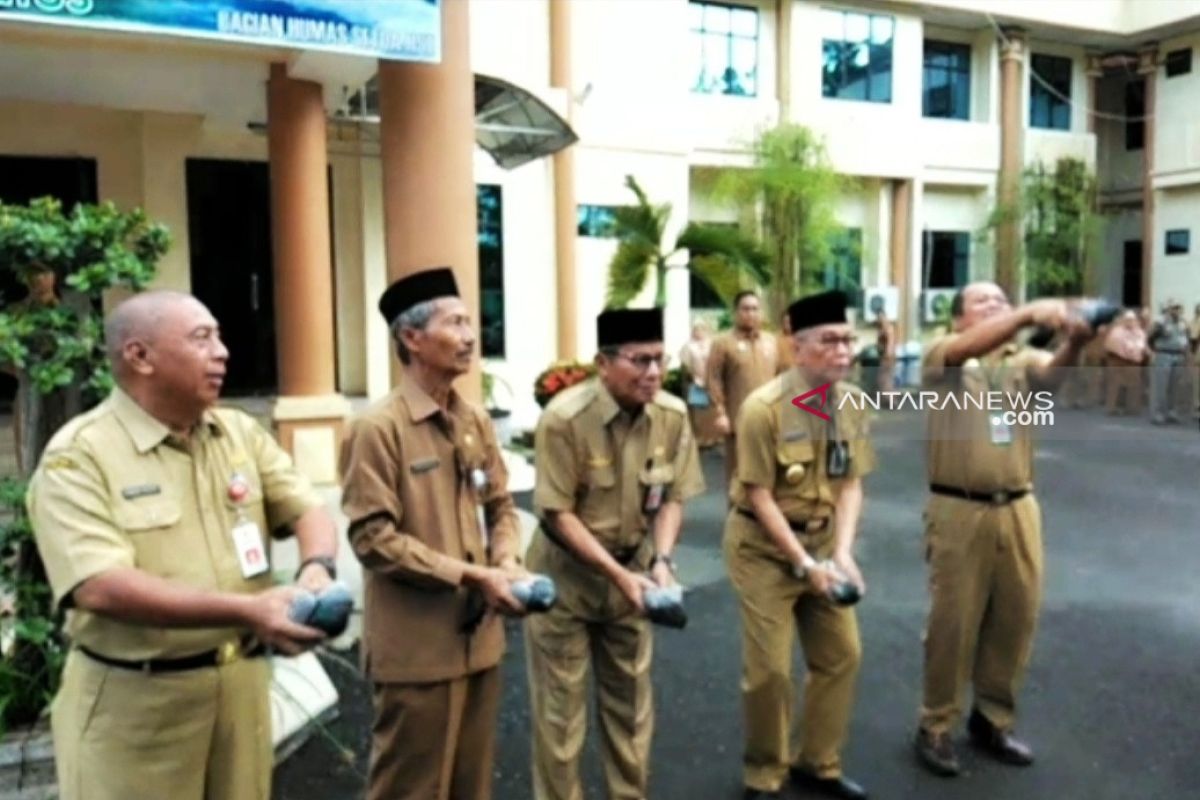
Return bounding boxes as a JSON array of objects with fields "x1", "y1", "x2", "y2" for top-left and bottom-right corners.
[
  {"x1": 614, "y1": 352, "x2": 667, "y2": 372},
  {"x1": 807, "y1": 335, "x2": 856, "y2": 350}
]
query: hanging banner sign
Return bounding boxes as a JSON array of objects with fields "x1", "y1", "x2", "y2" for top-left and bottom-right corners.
[{"x1": 0, "y1": 0, "x2": 441, "y2": 62}]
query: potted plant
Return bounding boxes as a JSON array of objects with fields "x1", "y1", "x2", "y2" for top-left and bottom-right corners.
[{"x1": 482, "y1": 370, "x2": 514, "y2": 445}]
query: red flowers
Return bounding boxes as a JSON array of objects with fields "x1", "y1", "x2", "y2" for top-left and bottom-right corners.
[{"x1": 534, "y1": 360, "x2": 597, "y2": 408}]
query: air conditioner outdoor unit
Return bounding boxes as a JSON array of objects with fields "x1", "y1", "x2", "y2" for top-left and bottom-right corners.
[
  {"x1": 862, "y1": 286, "x2": 899, "y2": 323},
  {"x1": 922, "y1": 288, "x2": 957, "y2": 324}
]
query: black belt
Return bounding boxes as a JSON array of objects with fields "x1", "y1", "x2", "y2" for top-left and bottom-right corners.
[
  {"x1": 736, "y1": 507, "x2": 830, "y2": 534},
  {"x1": 540, "y1": 522, "x2": 641, "y2": 565},
  {"x1": 78, "y1": 638, "x2": 265, "y2": 674},
  {"x1": 930, "y1": 484, "x2": 1030, "y2": 506}
]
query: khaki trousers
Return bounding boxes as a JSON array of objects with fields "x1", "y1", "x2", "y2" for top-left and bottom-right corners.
[
  {"x1": 919, "y1": 493, "x2": 1043, "y2": 735},
  {"x1": 525, "y1": 534, "x2": 654, "y2": 800},
  {"x1": 723, "y1": 511, "x2": 861, "y2": 792},
  {"x1": 368, "y1": 667, "x2": 501, "y2": 800},
  {"x1": 1105, "y1": 356, "x2": 1143, "y2": 415},
  {"x1": 52, "y1": 649, "x2": 271, "y2": 800}
]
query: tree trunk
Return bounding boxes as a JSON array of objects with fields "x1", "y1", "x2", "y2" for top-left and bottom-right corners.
[{"x1": 9, "y1": 373, "x2": 80, "y2": 727}]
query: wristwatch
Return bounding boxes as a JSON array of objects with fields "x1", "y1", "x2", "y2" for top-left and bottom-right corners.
[
  {"x1": 296, "y1": 555, "x2": 337, "y2": 581},
  {"x1": 792, "y1": 554, "x2": 818, "y2": 580},
  {"x1": 649, "y1": 552, "x2": 677, "y2": 574}
]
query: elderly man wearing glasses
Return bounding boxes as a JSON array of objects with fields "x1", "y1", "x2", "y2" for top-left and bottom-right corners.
[
  {"x1": 724, "y1": 290, "x2": 874, "y2": 800},
  {"x1": 525, "y1": 308, "x2": 705, "y2": 800}
]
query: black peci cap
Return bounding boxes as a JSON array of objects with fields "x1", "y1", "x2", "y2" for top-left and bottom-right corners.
[
  {"x1": 788, "y1": 290, "x2": 848, "y2": 333},
  {"x1": 378, "y1": 267, "x2": 459, "y2": 325},
  {"x1": 597, "y1": 308, "x2": 664, "y2": 348}
]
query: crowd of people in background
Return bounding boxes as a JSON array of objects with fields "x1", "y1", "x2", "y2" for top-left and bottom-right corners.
[{"x1": 679, "y1": 296, "x2": 1200, "y2": 435}]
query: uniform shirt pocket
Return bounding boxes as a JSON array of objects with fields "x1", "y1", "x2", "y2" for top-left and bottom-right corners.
[
  {"x1": 578, "y1": 462, "x2": 619, "y2": 535},
  {"x1": 113, "y1": 498, "x2": 183, "y2": 577}
]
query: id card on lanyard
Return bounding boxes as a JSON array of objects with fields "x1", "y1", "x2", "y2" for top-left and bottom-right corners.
[
  {"x1": 228, "y1": 473, "x2": 269, "y2": 579},
  {"x1": 983, "y1": 357, "x2": 1013, "y2": 447}
]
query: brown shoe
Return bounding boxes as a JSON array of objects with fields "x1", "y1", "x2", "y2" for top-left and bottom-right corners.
[
  {"x1": 915, "y1": 728, "x2": 960, "y2": 777},
  {"x1": 967, "y1": 709, "x2": 1035, "y2": 766}
]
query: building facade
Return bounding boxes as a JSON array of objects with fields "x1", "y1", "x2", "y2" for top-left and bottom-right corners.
[{"x1": 3, "y1": 0, "x2": 1199, "y2": 441}]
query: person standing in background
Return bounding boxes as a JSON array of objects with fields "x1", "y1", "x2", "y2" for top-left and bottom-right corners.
[
  {"x1": 709, "y1": 291, "x2": 777, "y2": 493},
  {"x1": 679, "y1": 320, "x2": 721, "y2": 448}
]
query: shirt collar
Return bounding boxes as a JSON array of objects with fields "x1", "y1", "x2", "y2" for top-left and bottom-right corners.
[
  {"x1": 398, "y1": 378, "x2": 460, "y2": 423},
  {"x1": 593, "y1": 382, "x2": 625, "y2": 426},
  {"x1": 111, "y1": 388, "x2": 220, "y2": 454}
]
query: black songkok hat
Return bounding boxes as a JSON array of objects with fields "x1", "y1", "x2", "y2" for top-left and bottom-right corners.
[
  {"x1": 378, "y1": 267, "x2": 459, "y2": 325},
  {"x1": 787, "y1": 290, "x2": 848, "y2": 333},
  {"x1": 597, "y1": 308, "x2": 664, "y2": 348}
]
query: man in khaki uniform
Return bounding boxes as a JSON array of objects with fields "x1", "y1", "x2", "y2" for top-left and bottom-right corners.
[
  {"x1": 526, "y1": 308, "x2": 704, "y2": 800},
  {"x1": 709, "y1": 291, "x2": 778, "y2": 489},
  {"x1": 915, "y1": 282, "x2": 1095, "y2": 777},
  {"x1": 340, "y1": 268, "x2": 527, "y2": 800},
  {"x1": 27, "y1": 291, "x2": 337, "y2": 800},
  {"x1": 725, "y1": 290, "x2": 873, "y2": 800}
]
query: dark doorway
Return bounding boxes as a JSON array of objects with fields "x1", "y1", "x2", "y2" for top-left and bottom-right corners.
[
  {"x1": 1122, "y1": 240, "x2": 1143, "y2": 308},
  {"x1": 185, "y1": 159, "x2": 278, "y2": 395},
  {"x1": 0, "y1": 155, "x2": 99, "y2": 413}
]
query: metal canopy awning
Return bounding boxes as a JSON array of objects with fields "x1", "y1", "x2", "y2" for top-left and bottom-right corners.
[
  {"x1": 339, "y1": 73, "x2": 577, "y2": 170},
  {"x1": 473, "y1": 73, "x2": 577, "y2": 169}
]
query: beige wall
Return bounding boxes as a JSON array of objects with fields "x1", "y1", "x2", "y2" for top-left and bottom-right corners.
[{"x1": 1153, "y1": 186, "x2": 1200, "y2": 309}]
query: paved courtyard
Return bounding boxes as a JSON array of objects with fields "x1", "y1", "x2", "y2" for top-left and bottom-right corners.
[{"x1": 272, "y1": 406, "x2": 1200, "y2": 800}]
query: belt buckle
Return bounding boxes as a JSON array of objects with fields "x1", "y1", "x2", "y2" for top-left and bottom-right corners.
[
  {"x1": 990, "y1": 490, "x2": 1010, "y2": 505},
  {"x1": 216, "y1": 640, "x2": 242, "y2": 666}
]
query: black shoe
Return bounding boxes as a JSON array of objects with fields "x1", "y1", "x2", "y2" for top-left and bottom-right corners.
[
  {"x1": 967, "y1": 709, "x2": 1034, "y2": 766},
  {"x1": 789, "y1": 767, "x2": 868, "y2": 800},
  {"x1": 742, "y1": 788, "x2": 780, "y2": 799},
  {"x1": 914, "y1": 727, "x2": 961, "y2": 777}
]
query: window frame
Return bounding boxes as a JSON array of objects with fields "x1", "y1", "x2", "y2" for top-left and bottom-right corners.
[
  {"x1": 577, "y1": 204, "x2": 618, "y2": 238},
  {"x1": 821, "y1": 8, "x2": 895, "y2": 104},
  {"x1": 476, "y1": 184, "x2": 506, "y2": 359},
  {"x1": 1124, "y1": 79, "x2": 1145, "y2": 151},
  {"x1": 688, "y1": 0, "x2": 760, "y2": 98},
  {"x1": 1029, "y1": 52, "x2": 1073, "y2": 131},
  {"x1": 922, "y1": 39, "x2": 972, "y2": 120},
  {"x1": 1165, "y1": 229, "x2": 1191, "y2": 256},
  {"x1": 922, "y1": 230, "x2": 971, "y2": 289},
  {"x1": 1166, "y1": 48, "x2": 1192, "y2": 78}
]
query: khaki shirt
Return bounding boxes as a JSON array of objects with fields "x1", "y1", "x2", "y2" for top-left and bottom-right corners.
[
  {"x1": 731, "y1": 370, "x2": 876, "y2": 521},
  {"x1": 708, "y1": 329, "x2": 778, "y2": 423},
  {"x1": 340, "y1": 381, "x2": 520, "y2": 684},
  {"x1": 534, "y1": 381, "x2": 704, "y2": 553},
  {"x1": 923, "y1": 334, "x2": 1049, "y2": 492},
  {"x1": 27, "y1": 389, "x2": 321, "y2": 660}
]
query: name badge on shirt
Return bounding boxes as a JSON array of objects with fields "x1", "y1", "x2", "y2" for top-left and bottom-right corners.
[
  {"x1": 232, "y1": 519, "x2": 269, "y2": 578},
  {"x1": 989, "y1": 415, "x2": 1013, "y2": 447},
  {"x1": 826, "y1": 441, "x2": 851, "y2": 478}
]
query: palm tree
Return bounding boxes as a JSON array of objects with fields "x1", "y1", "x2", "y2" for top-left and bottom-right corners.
[{"x1": 604, "y1": 175, "x2": 769, "y2": 309}]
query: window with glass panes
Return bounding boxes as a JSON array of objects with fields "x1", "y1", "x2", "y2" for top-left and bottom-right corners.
[
  {"x1": 823, "y1": 228, "x2": 863, "y2": 307},
  {"x1": 821, "y1": 10, "x2": 894, "y2": 103},
  {"x1": 577, "y1": 205, "x2": 618, "y2": 238},
  {"x1": 923, "y1": 40, "x2": 971, "y2": 119},
  {"x1": 1030, "y1": 53, "x2": 1072, "y2": 130},
  {"x1": 477, "y1": 185, "x2": 505, "y2": 358},
  {"x1": 689, "y1": 1, "x2": 759, "y2": 97},
  {"x1": 922, "y1": 231, "x2": 970, "y2": 288}
]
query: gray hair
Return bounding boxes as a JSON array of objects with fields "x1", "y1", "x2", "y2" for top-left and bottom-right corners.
[{"x1": 390, "y1": 299, "x2": 438, "y2": 364}]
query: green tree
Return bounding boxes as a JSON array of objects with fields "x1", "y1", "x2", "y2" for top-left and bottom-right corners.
[
  {"x1": 709, "y1": 124, "x2": 849, "y2": 320},
  {"x1": 604, "y1": 175, "x2": 769, "y2": 309},
  {"x1": 0, "y1": 197, "x2": 169, "y2": 730},
  {"x1": 982, "y1": 157, "x2": 1104, "y2": 298}
]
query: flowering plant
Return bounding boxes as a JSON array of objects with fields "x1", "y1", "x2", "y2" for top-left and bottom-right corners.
[{"x1": 534, "y1": 360, "x2": 596, "y2": 408}]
